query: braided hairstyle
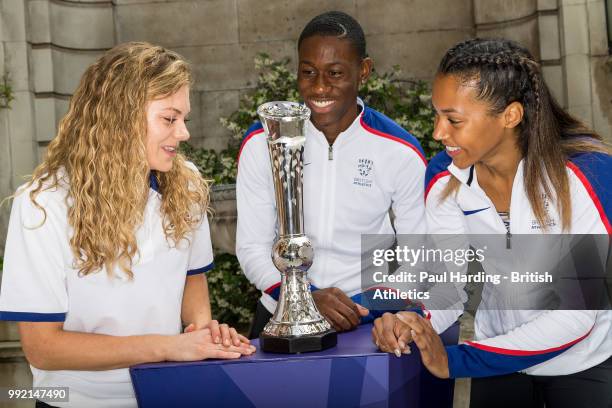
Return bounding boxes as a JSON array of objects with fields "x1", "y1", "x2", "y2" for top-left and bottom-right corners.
[
  {"x1": 298, "y1": 11, "x2": 367, "y2": 59},
  {"x1": 438, "y1": 38, "x2": 607, "y2": 230}
]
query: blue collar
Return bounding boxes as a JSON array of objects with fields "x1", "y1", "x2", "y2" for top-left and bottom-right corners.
[{"x1": 149, "y1": 172, "x2": 160, "y2": 192}]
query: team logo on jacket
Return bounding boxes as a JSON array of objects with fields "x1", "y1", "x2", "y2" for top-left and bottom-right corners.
[
  {"x1": 354, "y1": 158, "x2": 374, "y2": 187},
  {"x1": 358, "y1": 158, "x2": 373, "y2": 177},
  {"x1": 530, "y1": 193, "x2": 558, "y2": 230}
]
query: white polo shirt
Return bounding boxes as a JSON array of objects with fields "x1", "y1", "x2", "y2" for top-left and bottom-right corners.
[{"x1": 0, "y1": 168, "x2": 214, "y2": 407}]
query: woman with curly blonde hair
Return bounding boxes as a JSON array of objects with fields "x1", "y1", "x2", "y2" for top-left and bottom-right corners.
[{"x1": 0, "y1": 42, "x2": 254, "y2": 408}]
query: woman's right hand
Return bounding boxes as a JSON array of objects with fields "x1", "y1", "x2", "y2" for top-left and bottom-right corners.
[
  {"x1": 186, "y1": 320, "x2": 251, "y2": 348},
  {"x1": 166, "y1": 328, "x2": 256, "y2": 361},
  {"x1": 372, "y1": 312, "x2": 414, "y2": 356}
]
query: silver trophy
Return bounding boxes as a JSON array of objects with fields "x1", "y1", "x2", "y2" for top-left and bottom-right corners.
[{"x1": 257, "y1": 101, "x2": 337, "y2": 353}]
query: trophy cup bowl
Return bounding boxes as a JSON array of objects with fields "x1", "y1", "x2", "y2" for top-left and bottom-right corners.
[{"x1": 257, "y1": 101, "x2": 337, "y2": 353}]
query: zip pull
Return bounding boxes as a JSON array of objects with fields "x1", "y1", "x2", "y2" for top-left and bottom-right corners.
[
  {"x1": 506, "y1": 231, "x2": 512, "y2": 249},
  {"x1": 328, "y1": 145, "x2": 333, "y2": 160}
]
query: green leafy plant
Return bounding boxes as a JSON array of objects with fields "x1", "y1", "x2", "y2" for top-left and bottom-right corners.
[
  {"x1": 181, "y1": 54, "x2": 441, "y2": 329},
  {"x1": 220, "y1": 54, "x2": 300, "y2": 150},
  {"x1": 179, "y1": 144, "x2": 237, "y2": 185},
  {"x1": 0, "y1": 74, "x2": 15, "y2": 109},
  {"x1": 206, "y1": 253, "x2": 259, "y2": 330},
  {"x1": 359, "y1": 66, "x2": 441, "y2": 156}
]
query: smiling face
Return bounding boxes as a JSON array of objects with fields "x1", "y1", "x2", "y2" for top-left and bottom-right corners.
[
  {"x1": 431, "y1": 74, "x2": 521, "y2": 169},
  {"x1": 145, "y1": 85, "x2": 191, "y2": 172},
  {"x1": 297, "y1": 35, "x2": 371, "y2": 142}
]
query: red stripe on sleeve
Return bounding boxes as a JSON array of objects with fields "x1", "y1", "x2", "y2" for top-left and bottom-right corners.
[
  {"x1": 567, "y1": 161, "x2": 612, "y2": 234},
  {"x1": 359, "y1": 117, "x2": 427, "y2": 166},
  {"x1": 465, "y1": 326, "x2": 593, "y2": 356},
  {"x1": 264, "y1": 282, "x2": 281, "y2": 295},
  {"x1": 425, "y1": 170, "x2": 450, "y2": 202},
  {"x1": 237, "y1": 128, "x2": 264, "y2": 164}
]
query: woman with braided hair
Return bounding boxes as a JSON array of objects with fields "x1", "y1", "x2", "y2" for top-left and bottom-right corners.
[
  {"x1": 372, "y1": 38, "x2": 611, "y2": 407},
  {"x1": 0, "y1": 42, "x2": 255, "y2": 408}
]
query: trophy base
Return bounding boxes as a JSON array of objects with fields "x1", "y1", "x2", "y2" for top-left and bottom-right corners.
[{"x1": 259, "y1": 329, "x2": 337, "y2": 353}]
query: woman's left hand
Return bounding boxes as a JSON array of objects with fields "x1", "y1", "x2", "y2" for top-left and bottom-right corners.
[
  {"x1": 396, "y1": 312, "x2": 450, "y2": 379},
  {"x1": 184, "y1": 320, "x2": 251, "y2": 348}
]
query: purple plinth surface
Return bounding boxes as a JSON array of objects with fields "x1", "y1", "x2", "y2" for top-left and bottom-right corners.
[{"x1": 130, "y1": 322, "x2": 459, "y2": 408}]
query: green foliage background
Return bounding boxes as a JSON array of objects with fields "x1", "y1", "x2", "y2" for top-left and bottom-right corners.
[
  {"x1": 183, "y1": 54, "x2": 440, "y2": 329},
  {"x1": 205, "y1": 253, "x2": 259, "y2": 331},
  {"x1": 0, "y1": 74, "x2": 14, "y2": 109}
]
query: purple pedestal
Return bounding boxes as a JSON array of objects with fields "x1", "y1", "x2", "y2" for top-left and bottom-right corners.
[{"x1": 130, "y1": 322, "x2": 459, "y2": 408}]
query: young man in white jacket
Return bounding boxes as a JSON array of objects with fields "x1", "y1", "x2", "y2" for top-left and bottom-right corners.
[{"x1": 236, "y1": 11, "x2": 427, "y2": 338}]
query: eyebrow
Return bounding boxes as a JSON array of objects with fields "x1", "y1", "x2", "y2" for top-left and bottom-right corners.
[
  {"x1": 162, "y1": 107, "x2": 189, "y2": 115},
  {"x1": 299, "y1": 60, "x2": 345, "y2": 66},
  {"x1": 440, "y1": 108, "x2": 460, "y2": 114}
]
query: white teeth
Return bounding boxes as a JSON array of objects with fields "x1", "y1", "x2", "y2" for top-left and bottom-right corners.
[
  {"x1": 446, "y1": 146, "x2": 461, "y2": 152},
  {"x1": 311, "y1": 100, "x2": 333, "y2": 108},
  {"x1": 163, "y1": 146, "x2": 176, "y2": 152}
]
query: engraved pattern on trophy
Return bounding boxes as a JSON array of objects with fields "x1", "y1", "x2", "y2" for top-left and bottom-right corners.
[
  {"x1": 268, "y1": 134, "x2": 304, "y2": 236},
  {"x1": 257, "y1": 102, "x2": 337, "y2": 352}
]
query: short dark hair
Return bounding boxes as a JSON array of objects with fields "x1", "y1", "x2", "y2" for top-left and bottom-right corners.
[{"x1": 298, "y1": 11, "x2": 367, "y2": 59}]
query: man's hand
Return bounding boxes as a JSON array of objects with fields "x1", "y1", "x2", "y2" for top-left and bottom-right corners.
[
  {"x1": 312, "y1": 287, "x2": 369, "y2": 332},
  {"x1": 396, "y1": 312, "x2": 449, "y2": 379},
  {"x1": 372, "y1": 312, "x2": 414, "y2": 356}
]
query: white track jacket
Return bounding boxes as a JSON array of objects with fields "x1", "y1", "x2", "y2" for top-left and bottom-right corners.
[
  {"x1": 236, "y1": 101, "x2": 427, "y2": 315},
  {"x1": 425, "y1": 150, "x2": 612, "y2": 378}
]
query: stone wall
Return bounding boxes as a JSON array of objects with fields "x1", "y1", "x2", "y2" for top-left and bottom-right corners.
[
  {"x1": 113, "y1": 0, "x2": 475, "y2": 152},
  {"x1": 474, "y1": 0, "x2": 540, "y2": 58},
  {"x1": 537, "y1": 0, "x2": 612, "y2": 138},
  {"x1": 1, "y1": 0, "x2": 38, "y2": 262},
  {"x1": 0, "y1": 0, "x2": 112, "y2": 259}
]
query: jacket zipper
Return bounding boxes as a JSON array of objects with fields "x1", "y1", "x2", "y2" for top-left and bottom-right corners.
[
  {"x1": 506, "y1": 179, "x2": 518, "y2": 250},
  {"x1": 476, "y1": 187, "x2": 512, "y2": 248},
  {"x1": 319, "y1": 142, "x2": 335, "y2": 287}
]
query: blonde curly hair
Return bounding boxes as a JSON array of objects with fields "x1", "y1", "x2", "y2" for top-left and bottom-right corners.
[{"x1": 26, "y1": 42, "x2": 209, "y2": 278}]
